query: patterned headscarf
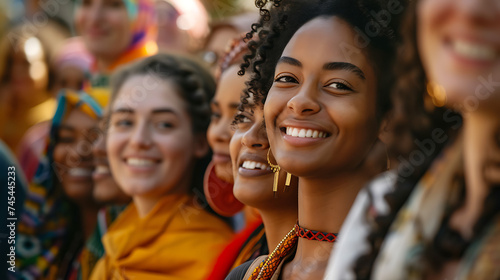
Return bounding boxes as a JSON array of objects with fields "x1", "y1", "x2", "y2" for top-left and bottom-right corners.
[
  {"x1": 123, "y1": 0, "x2": 157, "y2": 48},
  {"x1": 101, "y1": 0, "x2": 158, "y2": 73},
  {"x1": 14, "y1": 90, "x2": 105, "y2": 280},
  {"x1": 76, "y1": 0, "x2": 158, "y2": 89}
]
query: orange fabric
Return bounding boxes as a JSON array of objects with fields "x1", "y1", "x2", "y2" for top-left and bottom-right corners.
[
  {"x1": 91, "y1": 40, "x2": 157, "y2": 74},
  {"x1": 90, "y1": 194, "x2": 233, "y2": 280}
]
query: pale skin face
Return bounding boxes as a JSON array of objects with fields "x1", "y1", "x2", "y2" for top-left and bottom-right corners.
[
  {"x1": 264, "y1": 16, "x2": 380, "y2": 179},
  {"x1": 207, "y1": 65, "x2": 245, "y2": 183},
  {"x1": 53, "y1": 109, "x2": 98, "y2": 204},
  {"x1": 75, "y1": 0, "x2": 132, "y2": 63},
  {"x1": 418, "y1": 0, "x2": 500, "y2": 111},
  {"x1": 107, "y1": 75, "x2": 207, "y2": 204}
]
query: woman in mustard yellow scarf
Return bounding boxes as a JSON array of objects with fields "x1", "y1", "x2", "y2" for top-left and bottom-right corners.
[{"x1": 90, "y1": 53, "x2": 233, "y2": 280}]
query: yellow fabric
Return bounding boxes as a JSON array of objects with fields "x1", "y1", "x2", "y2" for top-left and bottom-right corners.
[{"x1": 90, "y1": 194, "x2": 233, "y2": 280}]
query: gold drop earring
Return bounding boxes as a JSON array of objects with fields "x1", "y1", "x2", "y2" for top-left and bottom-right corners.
[
  {"x1": 267, "y1": 149, "x2": 292, "y2": 196},
  {"x1": 267, "y1": 149, "x2": 280, "y2": 196}
]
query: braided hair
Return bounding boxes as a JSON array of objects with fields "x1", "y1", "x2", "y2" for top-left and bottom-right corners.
[
  {"x1": 353, "y1": 1, "x2": 500, "y2": 278},
  {"x1": 109, "y1": 53, "x2": 217, "y2": 213}
]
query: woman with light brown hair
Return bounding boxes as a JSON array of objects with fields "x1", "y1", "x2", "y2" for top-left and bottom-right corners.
[{"x1": 326, "y1": 0, "x2": 500, "y2": 279}]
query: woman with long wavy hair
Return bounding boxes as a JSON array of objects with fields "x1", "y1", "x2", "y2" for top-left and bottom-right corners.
[{"x1": 325, "y1": 0, "x2": 500, "y2": 279}]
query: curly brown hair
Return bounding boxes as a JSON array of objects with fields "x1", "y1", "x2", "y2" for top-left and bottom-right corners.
[
  {"x1": 352, "y1": 1, "x2": 500, "y2": 278},
  {"x1": 237, "y1": 0, "x2": 403, "y2": 123}
]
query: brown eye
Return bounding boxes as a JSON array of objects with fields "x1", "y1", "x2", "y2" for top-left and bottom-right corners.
[
  {"x1": 275, "y1": 75, "x2": 298, "y2": 83},
  {"x1": 326, "y1": 82, "x2": 352, "y2": 91}
]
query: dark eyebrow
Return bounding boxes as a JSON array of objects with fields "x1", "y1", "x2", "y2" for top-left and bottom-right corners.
[
  {"x1": 211, "y1": 101, "x2": 239, "y2": 109},
  {"x1": 323, "y1": 62, "x2": 366, "y2": 80},
  {"x1": 111, "y1": 108, "x2": 178, "y2": 116},
  {"x1": 230, "y1": 103, "x2": 240, "y2": 109},
  {"x1": 152, "y1": 108, "x2": 178, "y2": 116},
  {"x1": 112, "y1": 108, "x2": 134, "y2": 114},
  {"x1": 277, "y1": 56, "x2": 302, "y2": 67}
]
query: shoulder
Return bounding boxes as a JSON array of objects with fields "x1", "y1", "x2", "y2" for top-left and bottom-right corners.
[{"x1": 324, "y1": 171, "x2": 396, "y2": 280}]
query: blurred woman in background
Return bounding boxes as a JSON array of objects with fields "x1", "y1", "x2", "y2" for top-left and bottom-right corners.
[
  {"x1": 0, "y1": 21, "x2": 69, "y2": 153},
  {"x1": 327, "y1": 0, "x2": 500, "y2": 279},
  {"x1": 74, "y1": 0, "x2": 158, "y2": 89},
  {"x1": 15, "y1": 90, "x2": 106, "y2": 280},
  {"x1": 17, "y1": 37, "x2": 93, "y2": 183}
]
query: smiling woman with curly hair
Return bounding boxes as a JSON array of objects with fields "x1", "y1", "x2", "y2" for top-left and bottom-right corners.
[{"x1": 225, "y1": 0, "x2": 403, "y2": 279}]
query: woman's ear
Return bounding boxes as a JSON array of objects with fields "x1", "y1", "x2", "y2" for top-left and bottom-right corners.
[
  {"x1": 377, "y1": 115, "x2": 392, "y2": 145},
  {"x1": 193, "y1": 133, "x2": 210, "y2": 158}
]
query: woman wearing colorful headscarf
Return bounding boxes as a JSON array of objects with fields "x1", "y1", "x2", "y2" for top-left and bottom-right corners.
[
  {"x1": 74, "y1": 0, "x2": 158, "y2": 89},
  {"x1": 14, "y1": 90, "x2": 107, "y2": 280},
  {"x1": 17, "y1": 37, "x2": 94, "y2": 183}
]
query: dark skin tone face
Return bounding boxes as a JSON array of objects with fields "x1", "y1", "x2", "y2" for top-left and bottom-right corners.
[
  {"x1": 53, "y1": 109, "x2": 99, "y2": 204},
  {"x1": 261, "y1": 16, "x2": 387, "y2": 279},
  {"x1": 264, "y1": 16, "x2": 380, "y2": 179},
  {"x1": 92, "y1": 116, "x2": 131, "y2": 205},
  {"x1": 231, "y1": 103, "x2": 298, "y2": 210},
  {"x1": 207, "y1": 65, "x2": 245, "y2": 184}
]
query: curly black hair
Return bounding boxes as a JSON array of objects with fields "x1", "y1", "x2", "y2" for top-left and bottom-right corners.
[
  {"x1": 353, "y1": 1, "x2": 500, "y2": 278},
  {"x1": 238, "y1": 0, "x2": 404, "y2": 123},
  {"x1": 109, "y1": 53, "x2": 219, "y2": 215}
]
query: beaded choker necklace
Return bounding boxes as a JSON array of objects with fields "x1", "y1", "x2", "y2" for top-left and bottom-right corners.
[{"x1": 295, "y1": 223, "x2": 338, "y2": 242}]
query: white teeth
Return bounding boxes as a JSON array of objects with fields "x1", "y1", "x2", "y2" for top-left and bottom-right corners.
[
  {"x1": 127, "y1": 158, "x2": 156, "y2": 167},
  {"x1": 285, "y1": 127, "x2": 328, "y2": 138},
  {"x1": 298, "y1": 129, "x2": 306, "y2": 137},
  {"x1": 453, "y1": 40, "x2": 497, "y2": 60},
  {"x1": 95, "y1": 165, "x2": 110, "y2": 175},
  {"x1": 242, "y1": 160, "x2": 269, "y2": 170},
  {"x1": 68, "y1": 168, "x2": 93, "y2": 177}
]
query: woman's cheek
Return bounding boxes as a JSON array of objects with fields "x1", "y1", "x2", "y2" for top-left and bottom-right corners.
[{"x1": 52, "y1": 144, "x2": 66, "y2": 166}]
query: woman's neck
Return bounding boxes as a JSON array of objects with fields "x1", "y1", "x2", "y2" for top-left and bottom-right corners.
[
  {"x1": 451, "y1": 110, "x2": 500, "y2": 238},
  {"x1": 259, "y1": 206, "x2": 298, "y2": 251},
  {"x1": 284, "y1": 172, "x2": 371, "y2": 279},
  {"x1": 134, "y1": 195, "x2": 163, "y2": 218},
  {"x1": 79, "y1": 204, "x2": 100, "y2": 240},
  {"x1": 134, "y1": 189, "x2": 190, "y2": 218},
  {"x1": 95, "y1": 56, "x2": 121, "y2": 73}
]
